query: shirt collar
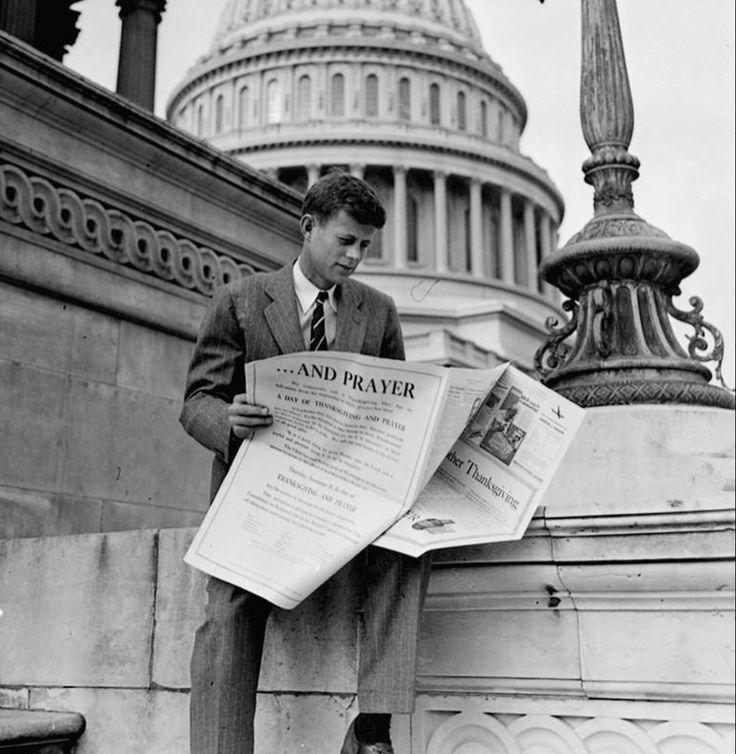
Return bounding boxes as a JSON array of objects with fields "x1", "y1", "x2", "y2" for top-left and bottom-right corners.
[{"x1": 293, "y1": 258, "x2": 337, "y2": 314}]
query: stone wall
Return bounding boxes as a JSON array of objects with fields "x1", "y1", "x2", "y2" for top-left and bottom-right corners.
[
  {"x1": 0, "y1": 31, "x2": 303, "y2": 538},
  {"x1": 0, "y1": 527, "x2": 361, "y2": 753},
  {"x1": 0, "y1": 406, "x2": 733, "y2": 753}
]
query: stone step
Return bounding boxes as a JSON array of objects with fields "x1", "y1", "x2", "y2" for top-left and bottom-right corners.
[{"x1": 0, "y1": 709, "x2": 85, "y2": 752}]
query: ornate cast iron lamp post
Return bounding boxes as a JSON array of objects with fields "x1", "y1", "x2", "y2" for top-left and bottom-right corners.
[{"x1": 534, "y1": 0, "x2": 734, "y2": 409}]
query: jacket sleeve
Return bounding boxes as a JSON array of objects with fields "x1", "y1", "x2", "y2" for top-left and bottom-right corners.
[
  {"x1": 179, "y1": 284, "x2": 245, "y2": 464},
  {"x1": 379, "y1": 298, "x2": 406, "y2": 361}
]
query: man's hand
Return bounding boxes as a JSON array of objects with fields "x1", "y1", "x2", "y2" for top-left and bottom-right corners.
[{"x1": 227, "y1": 394, "x2": 273, "y2": 438}]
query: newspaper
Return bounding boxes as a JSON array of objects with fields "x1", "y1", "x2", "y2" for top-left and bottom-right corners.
[{"x1": 184, "y1": 352, "x2": 584, "y2": 609}]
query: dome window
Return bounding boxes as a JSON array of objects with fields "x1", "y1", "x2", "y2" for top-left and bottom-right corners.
[
  {"x1": 296, "y1": 75, "x2": 312, "y2": 121},
  {"x1": 429, "y1": 83, "x2": 441, "y2": 126},
  {"x1": 365, "y1": 74, "x2": 379, "y2": 118},
  {"x1": 398, "y1": 77, "x2": 411, "y2": 121},
  {"x1": 457, "y1": 90, "x2": 467, "y2": 131},
  {"x1": 330, "y1": 73, "x2": 345, "y2": 117},
  {"x1": 480, "y1": 100, "x2": 488, "y2": 137},
  {"x1": 266, "y1": 79, "x2": 282, "y2": 124}
]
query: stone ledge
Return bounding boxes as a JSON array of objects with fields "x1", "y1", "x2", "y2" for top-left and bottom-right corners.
[{"x1": 0, "y1": 709, "x2": 85, "y2": 749}]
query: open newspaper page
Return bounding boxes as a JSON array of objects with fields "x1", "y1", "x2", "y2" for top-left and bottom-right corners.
[
  {"x1": 185, "y1": 352, "x2": 459, "y2": 609},
  {"x1": 374, "y1": 365, "x2": 585, "y2": 556}
]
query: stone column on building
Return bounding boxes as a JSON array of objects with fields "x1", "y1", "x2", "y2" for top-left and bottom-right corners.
[
  {"x1": 284, "y1": 66, "x2": 294, "y2": 120},
  {"x1": 433, "y1": 171, "x2": 448, "y2": 273},
  {"x1": 317, "y1": 63, "x2": 327, "y2": 116},
  {"x1": 393, "y1": 166, "x2": 408, "y2": 268},
  {"x1": 306, "y1": 164, "x2": 321, "y2": 187},
  {"x1": 115, "y1": 0, "x2": 166, "y2": 111},
  {"x1": 0, "y1": 1, "x2": 36, "y2": 44},
  {"x1": 538, "y1": 210, "x2": 554, "y2": 299},
  {"x1": 0, "y1": 0, "x2": 81, "y2": 60},
  {"x1": 206, "y1": 88, "x2": 215, "y2": 138},
  {"x1": 469, "y1": 178, "x2": 484, "y2": 278},
  {"x1": 523, "y1": 197, "x2": 537, "y2": 291},
  {"x1": 499, "y1": 188, "x2": 514, "y2": 284},
  {"x1": 230, "y1": 78, "x2": 238, "y2": 134},
  {"x1": 349, "y1": 164, "x2": 365, "y2": 180}
]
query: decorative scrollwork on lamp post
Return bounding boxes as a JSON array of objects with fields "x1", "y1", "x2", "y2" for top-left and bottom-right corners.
[{"x1": 534, "y1": 0, "x2": 734, "y2": 409}]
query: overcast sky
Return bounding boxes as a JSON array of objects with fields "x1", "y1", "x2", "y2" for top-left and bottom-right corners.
[{"x1": 65, "y1": 0, "x2": 735, "y2": 385}]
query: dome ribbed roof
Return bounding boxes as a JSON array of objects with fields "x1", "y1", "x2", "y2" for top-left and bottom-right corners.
[{"x1": 211, "y1": 0, "x2": 486, "y2": 56}]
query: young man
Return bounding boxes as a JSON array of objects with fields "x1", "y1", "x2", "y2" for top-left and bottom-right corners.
[{"x1": 180, "y1": 172, "x2": 430, "y2": 754}]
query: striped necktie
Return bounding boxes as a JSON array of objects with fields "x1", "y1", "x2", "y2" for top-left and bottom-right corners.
[{"x1": 309, "y1": 290, "x2": 329, "y2": 351}]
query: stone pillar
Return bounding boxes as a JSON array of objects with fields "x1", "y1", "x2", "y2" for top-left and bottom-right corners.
[
  {"x1": 206, "y1": 88, "x2": 214, "y2": 138},
  {"x1": 349, "y1": 164, "x2": 365, "y2": 180},
  {"x1": 115, "y1": 0, "x2": 166, "y2": 111},
  {"x1": 523, "y1": 198, "x2": 537, "y2": 291},
  {"x1": 230, "y1": 78, "x2": 238, "y2": 134},
  {"x1": 499, "y1": 188, "x2": 514, "y2": 284},
  {"x1": 306, "y1": 164, "x2": 321, "y2": 188},
  {"x1": 433, "y1": 171, "x2": 448, "y2": 273},
  {"x1": 393, "y1": 166, "x2": 408, "y2": 268},
  {"x1": 538, "y1": 211, "x2": 554, "y2": 299},
  {"x1": 469, "y1": 178, "x2": 484, "y2": 278},
  {"x1": 0, "y1": 0, "x2": 36, "y2": 44},
  {"x1": 0, "y1": 0, "x2": 81, "y2": 61}
]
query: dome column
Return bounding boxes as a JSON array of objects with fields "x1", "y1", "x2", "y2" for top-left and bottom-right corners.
[
  {"x1": 523, "y1": 197, "x2": 537, "y2": 291},
  {"x1": 538, "y1": 210, "x2": 555, "y2": 299},
  {"x1": 393, "y1": 166, "x2": 408, "y2": 268},
  {"x1": 115, "y1": 0, "x2": 166, "y2": 111},
  {"x1": 469, "y1": 178, "x2": 484, "y2": 278},
  {"x1": 433, "y1": 171, "x2": 448, "y2": 273},
  {"x1": 499, "y1": 188, "x2": 514, "y2": 284},
  {"x1": 306, "y1": 164, "x2": 320, "y2": 188}
]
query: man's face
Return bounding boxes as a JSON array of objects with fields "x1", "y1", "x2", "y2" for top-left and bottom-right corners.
[{"x1": 299, "y1": 209, "x2": 377, "y2": 289}]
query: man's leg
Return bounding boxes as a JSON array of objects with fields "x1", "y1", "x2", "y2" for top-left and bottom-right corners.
[
  {"x1": 352, "y1": 547, "x2": 432, "y2": 742},
  {"x1": 190, "y1": 576, "x2": 272, "y2": 754}
]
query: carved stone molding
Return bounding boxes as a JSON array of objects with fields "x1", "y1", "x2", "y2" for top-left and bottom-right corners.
[
  {"x1": 567, "y1": 213, "x2": 670, "y2": 245},
  {"x1": 555, "y1": 379, "x2": 735, "y2": 409},
  {"x1": 423, "y1": 711, "x2": 733, "y2": 754},
  {"x1": 0, "y1": 163, "x2": 254, "y2": 296}
]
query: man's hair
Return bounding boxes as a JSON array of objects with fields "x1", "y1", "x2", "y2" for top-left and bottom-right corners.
[{"x1": 301, "y1": 170, "x2": 386, "y2": 229}]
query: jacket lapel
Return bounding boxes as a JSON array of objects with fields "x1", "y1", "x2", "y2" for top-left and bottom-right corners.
[
  {"x1": 263, "y1": 265, "x2": 306, "y2": 354},
  {"x1": 334, "y1": 280, "x2": 367, "y2": 352}
]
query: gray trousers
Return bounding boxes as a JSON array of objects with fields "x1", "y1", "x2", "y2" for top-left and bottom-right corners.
[{"x1": 189, "y1": 547, "x2": 431, "y2": 754}]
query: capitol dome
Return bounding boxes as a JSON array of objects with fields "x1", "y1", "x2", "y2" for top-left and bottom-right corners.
[
  {"x1": 210, "y1": 0, "x2": 487, "y2": 60},
  {"x1": 167, "y1": 0, "x2": 565, "y2": 368}
]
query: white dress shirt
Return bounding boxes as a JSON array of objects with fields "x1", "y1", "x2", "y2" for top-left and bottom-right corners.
[{"x1": 292, "y1": 259, "x2": 338, "y2": 350}]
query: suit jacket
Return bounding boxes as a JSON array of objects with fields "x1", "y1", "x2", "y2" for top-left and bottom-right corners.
[{"x1": 180, "y1": 263, "x2": 405, "y2": 499}]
